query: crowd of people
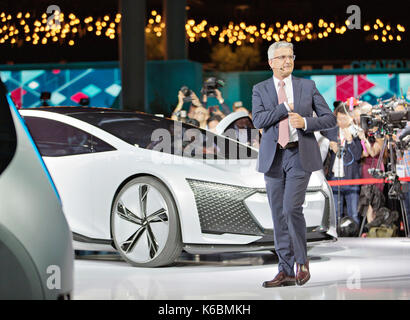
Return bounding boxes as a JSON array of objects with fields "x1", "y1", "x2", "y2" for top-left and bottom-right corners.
[
  {"x1": 170, "y1": 87, "x2": 251, "y2": 133},
  {"x1": 324, "y1": 99, "x2": 410, "y2": 237},
  {"x1": 170, "y1": 87, "x2": 410, "y2": 237}
]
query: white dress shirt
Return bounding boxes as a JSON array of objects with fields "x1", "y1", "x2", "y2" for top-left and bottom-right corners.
[{"x1": 273, "y1": 75, "x2": 307, "y2": 142}]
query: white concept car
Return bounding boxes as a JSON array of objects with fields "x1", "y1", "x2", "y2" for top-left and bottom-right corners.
[{"x1": 20, "y1": 107, "x2": 337, "y2": 267}]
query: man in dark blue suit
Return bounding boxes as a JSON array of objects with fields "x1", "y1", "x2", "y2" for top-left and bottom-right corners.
[{"x1": 252, "y1": 41, "x2": 336, "y2": 287}]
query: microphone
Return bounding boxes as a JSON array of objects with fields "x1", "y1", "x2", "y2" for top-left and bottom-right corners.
[
  {"x1": 271, "y1": 66, "x2": 284, "y2": 71},
  {"x1": 336, "y1": 136, "x2": 342, "y2": 158}
]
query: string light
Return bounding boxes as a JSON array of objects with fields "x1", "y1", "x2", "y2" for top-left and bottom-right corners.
[{"x1": 0, "y1": 11, "x2": 405, "y2": 47}]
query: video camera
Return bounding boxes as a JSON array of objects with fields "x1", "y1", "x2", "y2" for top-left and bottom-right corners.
[
  {"x1": 180, "y1": 86, "x2": 193, "y2": 103},
  {"x1": 358, "y1": 96, "x2": 410, "y2": 236},
  {"x1": 360, "y1": 97, "x2": 410, "y2": 137},
  {"x1": 201, "y1": 77, "x2": 225, "y2": 98},
  {"x1": 397, "y1": 126, "x2": 410, "y2": 150}
]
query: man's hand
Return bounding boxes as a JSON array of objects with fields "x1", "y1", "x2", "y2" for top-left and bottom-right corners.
[
  {"x1": 329, "y1": 141, "x2": 338, "y2": 154},
  {"x1": 342, "y1": 128, "x2": 353, "y2": 143},
  {"x1": 358, "y1": 129, "x2": 366, "y2": 141},
  {"x1": 288, "y1": 112, "x2": 305, "y2": 129},
  {"x1": 288, "y1": 103, "x2": 294, "y2": 111},
  {"x1": 177, "y1": 90, "x2": 184, "y2": 105},
  {"x1": 211, "y1": 106, "x2": 225, "y2": 118},
  {"x1": 215, "y1": 89, "x2": 224, "y2": 104}
]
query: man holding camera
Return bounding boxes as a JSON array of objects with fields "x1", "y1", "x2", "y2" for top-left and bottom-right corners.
[
  {"x1": 171, "y1": 90, "x2": 203, "y2": 122},
  {"x1": 252, "y1": 41, "x2": 336, "y2": 287},
  {"x1": 171, "y1": 81, "x2": 230, "y2": 126},
  {"x1": 201, "y1": 87, "x2": 230, "y2": 116}
]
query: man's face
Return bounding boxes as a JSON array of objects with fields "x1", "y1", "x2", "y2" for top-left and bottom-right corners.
[
  {"x1": 352, "y1": 108, "x2": 361, "y2": 125},
  {"x1": 188, "y1": 105, "x2": 197, "y2": 119},
  {"x1": 336, "y1": 112, "x2": 351, "y2": 129},
  {"x1": 207, "y1": 120, "x2": 219, "y2": 133},
  {"x1": 268, "y1": 47, "x2": 294, "y2": 79},
  {"x1": 192, "y1": 106, "x2": 209, "y2": 122}
]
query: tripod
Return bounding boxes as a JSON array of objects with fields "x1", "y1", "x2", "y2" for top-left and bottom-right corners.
[
  {"x1": 358, "y1": 132, "x2": 409, "y2": 237},
  {"x1": 335, "y1": 137, "x2": 345, "y2": 229}
]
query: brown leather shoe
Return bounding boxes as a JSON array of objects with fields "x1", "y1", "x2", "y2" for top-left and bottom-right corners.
[
  {"x1": 296, "y1": 261, "x2": 310, "y2": 286},
  {"x1": 262, "y1": 271, "x2": 296, "y2": 288}
]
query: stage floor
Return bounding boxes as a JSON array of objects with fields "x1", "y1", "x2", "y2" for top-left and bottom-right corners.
[{"x1": 73, "y1": 237, "x2": 410, "y2": 300}]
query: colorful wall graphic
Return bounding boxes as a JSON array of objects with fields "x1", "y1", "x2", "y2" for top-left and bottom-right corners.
[
  {"x1": 1, "y1": 64, "x2": 409, "y2": 112},
  {"x1": 0, "y1": 67, "x2": 121, "y2": 109},
  {"x1": 311, "y1": 73, "x2": 410, "y2": 107}
]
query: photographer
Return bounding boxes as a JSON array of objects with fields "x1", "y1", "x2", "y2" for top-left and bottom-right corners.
[
  {"x1": 207, "y1": 104, "x2": 226, "y2": 119},
  {"x1": 356, "y1": 114, "x2": 386, "y2": 227},
  {"x1": 201, "y1": 88, "x2": 230, "y2": 116},
  {"x1": 207, "y1": 114, "x2": 223, "y2": 133},
  {"x1": 327, "y1": 104, "x2": 363, "y2": 225},
  {"x1": 200, "y1": 77, "x2": 231, "y2": 115},
  {"x1": 358, "y1": 119, "x2": 385, "y2": 193},
  {"x1": 171, "y1": 89, "x2": 203, "y2": 122},
  {"x1": 191, "y1": 105, "x2": 210, "y2": 129},
  {"x1": 396, "y1": 104, "x2": 410, "y2": 232}
]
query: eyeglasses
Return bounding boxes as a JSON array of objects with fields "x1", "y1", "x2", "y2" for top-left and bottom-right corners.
[{"x1": 273, "y1": 55, "x2": 296, "y2": 61}]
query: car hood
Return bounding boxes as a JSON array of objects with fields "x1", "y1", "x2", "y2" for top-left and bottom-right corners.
[
  {"x1": 148, "y1": 151, "x2": 326, "y2": 190},
  {"x1": 200, "y1": 158, "x2": 325, "y2": 189}
]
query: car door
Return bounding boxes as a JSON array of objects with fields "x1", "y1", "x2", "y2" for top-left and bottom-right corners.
[{"x1": 22, "y1": 116, "x2": 99, "y2": 238}]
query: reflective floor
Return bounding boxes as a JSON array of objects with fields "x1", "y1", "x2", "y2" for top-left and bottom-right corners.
[{"x1": 73, "y1": 238, "x2": 410, "y2": 300}]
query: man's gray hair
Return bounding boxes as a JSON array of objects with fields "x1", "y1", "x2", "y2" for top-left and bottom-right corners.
[{"x1": 267, "y1": 41, "x2": 294, "y2": 60}]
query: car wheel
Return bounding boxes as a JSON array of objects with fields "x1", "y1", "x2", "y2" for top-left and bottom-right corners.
[{"x1": 111, "y1": 176, "x2": 182, "y2": 267}]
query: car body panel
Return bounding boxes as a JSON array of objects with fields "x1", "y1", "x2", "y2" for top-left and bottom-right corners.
[
  {"x1": 1, "y1": 97, "x2": 73, "y2": 299},
  {"x1": 20, "y1": 107, "x2": 337, "y2": 255}
]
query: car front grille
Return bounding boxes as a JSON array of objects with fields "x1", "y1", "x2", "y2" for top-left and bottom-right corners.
[{"x1": 186, "y1": 179, "x2": 266, "y2": 236}]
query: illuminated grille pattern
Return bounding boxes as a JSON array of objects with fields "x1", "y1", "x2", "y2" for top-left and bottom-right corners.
[{"x1": 186, "y1": 179, "x2": 265, "y2": 236}]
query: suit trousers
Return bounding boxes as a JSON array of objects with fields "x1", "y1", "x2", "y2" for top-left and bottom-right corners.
[{"x1": 264, "y1": 146, "x2": 311, "y2": 277}]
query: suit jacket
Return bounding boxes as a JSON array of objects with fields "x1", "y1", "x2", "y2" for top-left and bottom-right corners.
[{"x1": 252, "y1": 75, "x2": 337, "y2": 173}]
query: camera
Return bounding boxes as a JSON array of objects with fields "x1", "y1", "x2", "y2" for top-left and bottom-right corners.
[
  {"x1": 360, "y1": 114, "x2": 383, "y2": 132},
  {"x1": 360, "y1": 98, "x2": 410, "y2": 136},
  {"x1": 40, "y1": 91, "x2": 51, "y2": 106},
  {"x1": 347, "y1": 124, "x2": 362, "y2": 138},
  {"x1": 180, "y1": 86, "x2": 193, "y2": 103},
  {"x1": 201, "y1": 77, "x2": 224, "y2": 98},
  {"x1": 79, "y1": 97, "x2": 90, "y2": 106}
]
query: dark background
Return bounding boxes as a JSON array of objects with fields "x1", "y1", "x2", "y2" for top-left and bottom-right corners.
[{"x1": 0, "y1": 0, "x2": 408, "y2": 67}]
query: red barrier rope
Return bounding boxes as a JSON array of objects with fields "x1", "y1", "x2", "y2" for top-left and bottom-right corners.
[{"x1": 327, "y1": 177, "x2": 410, "y2": 186}]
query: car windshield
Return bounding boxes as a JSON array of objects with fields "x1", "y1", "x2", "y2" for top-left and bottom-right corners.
[{"x1": 70, "y1": 112, "x2": 258, "y2": 160}]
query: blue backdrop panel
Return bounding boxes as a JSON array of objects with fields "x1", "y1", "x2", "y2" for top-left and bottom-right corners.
[{"x1": 1, "y1": 61, "x2": 409, "y2": 115}]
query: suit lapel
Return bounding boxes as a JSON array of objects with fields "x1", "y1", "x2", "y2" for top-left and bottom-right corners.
[
  {"x1": 292, "y1": 76, "x2": 302, "y2": 113},
  {"x1": 265, "y1": 77, "x2": 278, "y2": 108}
]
